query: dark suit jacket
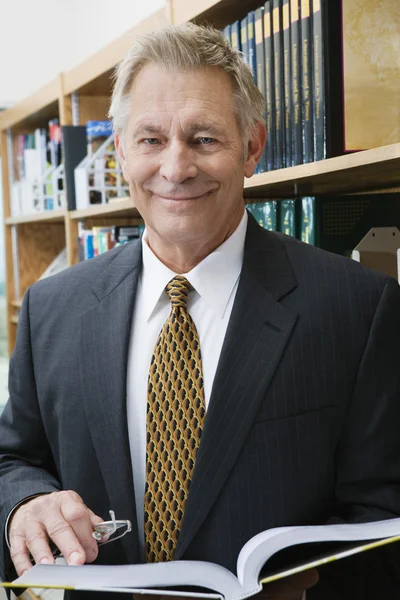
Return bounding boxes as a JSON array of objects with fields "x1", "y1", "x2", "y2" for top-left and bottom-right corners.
[{"x1": 1, "y1": 213, "x2": 400, "y2": 599}]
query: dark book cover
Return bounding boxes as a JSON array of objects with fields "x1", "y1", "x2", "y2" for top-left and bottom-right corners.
[
  {"x1": 255, "y1": 7, "x2": 267, "y2": 173},
  {"x1": 247, "y1": 201, "x2": 278, "y2": 231},
  {"x1": 264, "y1": 1, "x2": 276, "y2": 171},
  {"x1": 282, "y1": 0, "x2": 292, "y2": 168},
  {"x1": 279, "y1": 198, "x2": 297, "y2": 236},
  {"x1": 312, "y1": 0, "x2": 344, "y2": 160},
  {"x1": 231, "y1": 21, "x2": 241, "y2": 52},
  {"x1": 290, "y1": 0, "x2": 303, "y2": 165},
  {"x1": 299, "y1": 196, "x2": 317, "y2": 244},
  {"x1": 240, "y1": 16, "x2": 249, "y2": 65},
  {"x1": 247, "y1": 11, "x2": 257, "y2": 83},
  {"x1": 62, "y1": 125, "x2": 87, "y2": 211},
  {"x1": 272, "y1": 0, "x2": 285, "y2": 170},
  {"x1": 300, "y1": 0, "x2": 314, "y2": 163}
]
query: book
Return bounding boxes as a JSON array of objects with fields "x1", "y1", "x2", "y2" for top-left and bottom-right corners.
[
  {"x1": 247, "y1": 11, "x2": 257, "y2": 82},
  {"x1": 230, "y1": 21, "x2": 241, "y2": 52},
  {"x1": 300, "y1": 0, "x2": 313, "y2": 163},
  {"x1": 263, "y1": 1, "x2": 275, "y2": 171},
  {"x1": 62, "y1": 126, "x2": 87, "y2": 211},
  {"x1": 240, "y1": 17, "x2": 249, "y2": 65},
  {"x1": 311, "y1": 0, "x2": 344, "y2": 160},
  {"x1": 247, "y1": 201, "x2": 278, "y2": 230},
  {"x1": 299, "y1": 196, "x2": 316, "y2": 244},
  {"x1": 290, "y1": 0, "x2": 303, "y2": 165},
  {"x1": 272, "y1": 0, "x2": 285, "y2": 169},
  {"x1": 255, "y1": 7, "x2": 267, "y2": 173},
  {"x1": 282, "y1": 0, "x2": 292, "y2": 168},
  {"x1": 222, "y1": 25, "x2": 231, "y2": 44},
  {"x1": 279, "y1": 198, "x2": 297, "y2": 236},
  {"x1": 5, "y1": 518, "x2": 400, "y2": 598}
]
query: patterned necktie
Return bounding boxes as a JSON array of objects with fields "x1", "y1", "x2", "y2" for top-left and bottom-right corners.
[{"x1": 145, "y1": 275, "x2": 206, "y2": 562}]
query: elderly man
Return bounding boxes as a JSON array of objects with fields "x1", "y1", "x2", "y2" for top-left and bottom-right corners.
[{"x1": 1, "y1": 22, "x2": 400, "y2": 600}]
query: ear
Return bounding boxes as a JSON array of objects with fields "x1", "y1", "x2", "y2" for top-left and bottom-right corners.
[
  {"x1": 244, "y1": 121, "x2": 267, "y2": 178},
  {"x1": 115, "y1": 132, "x2": 130, "y2": 182}
]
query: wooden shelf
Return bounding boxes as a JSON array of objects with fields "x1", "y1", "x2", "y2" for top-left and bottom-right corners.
[
  {"x1": 6, "y1": 209, "x2": 67, "y2": 225},
  {"x1": 10, "y1": 316, "x2": 19, "y2": 325},
  {"x1": 11, "y1": 300, "x2": 22, "y2": 309},
  {"x1": 244, "y1": 144, "x2": 400, "y2": 199},
  {"x1": 62, "y1": 9, "x2": 167, "y2": 96},
  {"x1": 171, "y1": 0, "x2": 264, "y2": 28},
  {"x1": 0, "y1": 76, "x2": 61, "y2": 130},
  {"x1": 70, "y1": 198, "x2": 141, "y2": 220}
]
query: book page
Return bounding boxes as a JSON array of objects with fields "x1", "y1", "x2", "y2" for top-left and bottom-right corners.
[
  {"x1": 9, "y1": 560, "x2": 242, "y2": 600},
  {"x1": 237, "y1": 518, "x2": 400, "y2": 589}
]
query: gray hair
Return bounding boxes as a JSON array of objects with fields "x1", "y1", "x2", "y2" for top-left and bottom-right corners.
[{"x1": 109, "y1": 22, "x2": 265, "y2": 147}]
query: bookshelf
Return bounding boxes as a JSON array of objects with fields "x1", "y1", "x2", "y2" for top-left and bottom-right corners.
[{"x1": 0, "y1": 0, "x2": 399, "y2": 356}]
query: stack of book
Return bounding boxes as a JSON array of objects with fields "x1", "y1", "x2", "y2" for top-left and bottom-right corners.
[
  {"x1": 77, "y1": 224, "x2": 144, "y2": 261},
  {"x1": 223, "y1": 0, "x2": 343, "y2": 172}
]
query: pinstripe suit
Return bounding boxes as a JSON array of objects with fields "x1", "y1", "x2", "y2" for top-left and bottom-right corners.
[{"x1": 1, "y1": 212, "x2": 400, "y2": 599}]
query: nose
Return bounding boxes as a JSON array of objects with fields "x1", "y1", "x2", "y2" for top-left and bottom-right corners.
[{"x1": 159, "y1": 140, "x2": 198, "y2": 183}]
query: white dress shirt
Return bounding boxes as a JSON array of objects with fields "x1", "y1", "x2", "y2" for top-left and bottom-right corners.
[{"x1": 126, "y1": 209, "x2": 248, "y2": 553}]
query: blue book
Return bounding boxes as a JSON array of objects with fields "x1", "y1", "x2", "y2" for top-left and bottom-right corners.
[
  {"x1": 240, "y1": 16, "x2": 249, "y2": 65},
  {"x1": 222, "y1": 25, "x2": 231, "y2": 44},
  {"x1": 247, "y1": 11, "x2": 257, "y2": 82},
  {"x1": 230, "y1": 21, "x2": 241, "y2": 52}
]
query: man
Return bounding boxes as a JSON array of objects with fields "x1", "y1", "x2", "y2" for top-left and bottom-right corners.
[{"x1": 1, "y1": 22, "x2": 400, "y2": 600}]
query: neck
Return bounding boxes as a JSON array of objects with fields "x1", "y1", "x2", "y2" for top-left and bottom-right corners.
[{"x1": 146, "y1": 211, "x2": 244, "y2": 274}]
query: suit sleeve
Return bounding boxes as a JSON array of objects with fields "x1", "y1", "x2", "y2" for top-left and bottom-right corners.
[
  {"x1": 0, "y1": 285, "x2": 61, "y2": 583},
  {"x1": 310, "y1": 276, "x2": 400, "y2": 600}
]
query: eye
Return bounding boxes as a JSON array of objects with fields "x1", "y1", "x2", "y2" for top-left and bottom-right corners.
[
  {"x1": 143, "y1": 138, "x2": 161, "y2": 145},
  {"x1": 196, "y1": 137, "x2": 216, "y2": 145}
]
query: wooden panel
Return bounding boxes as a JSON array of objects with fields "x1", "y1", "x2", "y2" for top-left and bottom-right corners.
[
  {"x1": 18, "y1": 223, "x2": 65, "y2": 295},
  {"x1": 343, "y1": 0, "x2": 400, "y2": 151},
  {"x1": 63, "y1": 9, "x2": 168, "y2": 96},
  {"x1": 244, "y1": 143, "x2": 400, "y2": 199},
  {"x1": 79, "y1": 96, "x2": 111, "y2": 124},
  {"x1": 6, "y1": 210, "x2": 66, "y2": 225},
  {"x1": 0, "y1": 77, "x2": 61, "y2": 130},
  {"x1": 171, "y1": 0, "x2": 264, "y2": 28},
  {"x1": 71, "y1": 197, "x2": 141, "y2": 219},
  {"x1": 65, "y1": 213, "x2": 79, "y2": 267}
]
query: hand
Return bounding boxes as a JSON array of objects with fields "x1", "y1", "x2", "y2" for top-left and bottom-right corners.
[
  {"x1": 9, "y1": 490, "x2": 104, "y2": 576},
  {"x1": 132, "y1": 569, "x2": 318, "y2": 600},
  {"x1": 259, "y1": 568, "x2": 319, "y2": 599}
]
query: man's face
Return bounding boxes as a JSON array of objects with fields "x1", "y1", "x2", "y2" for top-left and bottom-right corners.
[{"x1": 116, "y1": 64, "x2": 264, "y2": 253}]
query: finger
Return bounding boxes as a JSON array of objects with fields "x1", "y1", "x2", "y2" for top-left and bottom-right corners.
[
  {"x1": 42, "y1": 508, "x2": 86, "y2": 566},
  {"x1": 10, "y1": 530, "x2": 35, "y2": 577},
  {"x1": 24, "y1": 521, "x2": 56, "y2": 567},
  {"x1": 59, "y1": 497, "x2": 99, "y2": 564},
  {"x1": 88, "y1": 509, "x2": 105, "y2": 528}
]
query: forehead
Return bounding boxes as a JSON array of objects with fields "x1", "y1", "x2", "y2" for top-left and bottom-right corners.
[{"x1": 128, "y1": 64, "x2": 237, "y2": 127}]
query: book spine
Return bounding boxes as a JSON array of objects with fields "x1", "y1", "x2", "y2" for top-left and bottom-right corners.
[
  {"x1": 255, "y1": 7, "x2": 267, "y2": 174},
  {"x1": 222, "y1": 25, "x2": 231, "y2": 44},
  {"x1": 272, "y1": 0, "x2": 285, "y2": 170},
  {"x1": 282, "y1": 0, "x2": 292, "y2": 168},
  {"x1": 240, "y1": 17, "x2": 249, "y2": 65},
  {"x1": 231, "y1": 21, "x2": 241, "y2": 52},
  {"x1": 300, "y1": 196, "x2": 316, "y2": 244},
  {"x1": 264, "y1": 1, "x2": 276, "y2": 171},
  {"x1": 247, "y1": 11, "x2": 257, "y2": 82},
  {"x1": 265, "y1": 200, "x2": 278, "y2": 230},
  {"x1": 279, "y1": 199, "x2": 297, "y2": 236},
  {"x1": 312, "y1": 0, "x2": 324, "y2": 161},
  {"x1": 300, "y1": 0, "x2": 313, "y2": 163},
  {"x1": 62, "y1": 125, "x2": 87, "y2": 211},
  {"x1": 290, "y1": 0, "x2": 303, "y2": 165}
]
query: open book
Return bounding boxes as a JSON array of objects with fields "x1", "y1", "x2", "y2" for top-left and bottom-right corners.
[{"x1": 3, "y1": 518, "x2": 400, "y2": 599}]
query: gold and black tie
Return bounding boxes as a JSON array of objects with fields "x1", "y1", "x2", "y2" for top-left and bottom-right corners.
[{"x1": 145, "y1": 275, "x2": 206, "y2": 562}]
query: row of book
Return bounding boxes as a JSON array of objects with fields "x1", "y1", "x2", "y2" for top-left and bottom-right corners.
[
  {"x1": 250, "y1": 192, "x2": 400, "y2": 258},
  {"x1": 78, "y1": 223, "x2": 144, "y2": 261},
  {"x1": 12, "y1": 120, "x2": 64, "y2": 215},
  {"x1": 223, "y1": 0, "x2": 343, "y2": 171}
]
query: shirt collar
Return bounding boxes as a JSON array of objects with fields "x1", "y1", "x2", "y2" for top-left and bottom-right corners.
[{"x1": 141, "y1": 209, "x2": 247, "y2": 321}]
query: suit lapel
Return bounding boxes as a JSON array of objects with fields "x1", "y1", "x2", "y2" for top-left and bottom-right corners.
[
  {"x1": 79, "y1": 240, "x2": 142, "y2": 564},
  {"x1": 175, "y1": 215, "x2": 298, "y2": 559}
]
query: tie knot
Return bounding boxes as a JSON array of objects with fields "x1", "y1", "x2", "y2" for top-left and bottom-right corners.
[{"x1": 166, "y1": 276, "x2": 191, "y2": 308}]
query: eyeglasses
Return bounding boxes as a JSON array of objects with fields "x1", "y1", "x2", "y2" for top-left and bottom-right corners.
[{"x1": 92, "y1": 509, "x2": 132, "y2": 546}]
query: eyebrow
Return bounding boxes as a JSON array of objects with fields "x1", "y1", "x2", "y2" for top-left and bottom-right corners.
[{"x1": 132, "y1": 122, "x2": 225, "y2": 138}]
